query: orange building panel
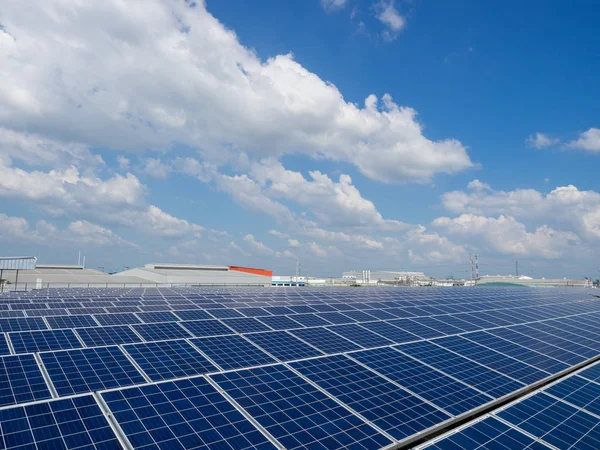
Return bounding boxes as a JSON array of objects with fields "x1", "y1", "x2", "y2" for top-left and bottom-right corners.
[{"x1": 228, "y1": 266, "x2": 273, "y2": 277}]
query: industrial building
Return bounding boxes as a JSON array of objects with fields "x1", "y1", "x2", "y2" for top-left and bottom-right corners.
[
  {"x1": 342, "y1": 270, "x2": 427, "y2": 285},
  {"x1": 0, "y1": 258, "x2": 272, "y2": 290}
]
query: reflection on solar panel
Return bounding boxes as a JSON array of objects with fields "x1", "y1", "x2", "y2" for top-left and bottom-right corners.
[
  {"x1": 396, "y1": 341, "x2": 525, "y2": 398},
  {"x1": 101, "y1": 376, "x2": 277, "y2": 450},
  {"x1": 211, "y1": 364, "x2": 393, "y2": 449},
  {"x1": 0, "y1": 394, "x2": 122, "y2": 449},
  {"x1": 40, "y1": 346, "x2": 147, "y2": 395},
  {"x1": 122, "y1": 339, "x2": 216, "y2": 381},
  {"x1": 0, "y1": 354, "x2": 52, "y2": 407},
  {"x1": 351, "y1": 347, "x2": 493, "y2": 416},
  {"x1": 75, "y1": 325, "x2": 143, "y2": 347},
  {"x1": 190, "y1": 334, "x2": 277, "y2": 370},
  {"x1": 9, "y1": 328, "x2": 83, "y2": 353},
  {"x1": 497, "y1": 392, "x2": 600, "y2": 449},
  {"x1": 289, "y1": 327, "x2": 361, "y2": 354},
  {"x1": 290, "y1": 354, "x2": 451, "y2": 440},
  {"x1": 244, "y1": 331, "x2": 323, "y2": 361},
  {"x1": 419, "y1": 416, "x2": 551, "y2": 449}
]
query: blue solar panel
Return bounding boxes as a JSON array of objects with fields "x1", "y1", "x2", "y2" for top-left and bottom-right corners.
[
  {"x1": 237, "y1": 307, "x2": 271, "y2": 317},
  {"x1": 462, "y1": 331, "x2": 569, "y2": 374},
  {"x1": 360, "y1": 321, "x2": 420, "y2": 344},
  {"x1": 327, "y1": 324, "x2": 393, "y2": 348},
  {"x1": 75, "y1": 325, "x2": 143, "y2": 347},
  {"x1": 211, "y1": 364, "x2": 393, "y2": 449},
  {"x1": 255, "y1": 315, "x2": 303, "y2": 330},
  {"x1": 46, "y1": 315, "x2": 98, "y2": 329},
  {"x1": 207, "y1": 308, "x2": 245, "y2": 319},
  {"x1": 497, "y1": 392, "x2": 600, "y2": 449},
  {"x1": 244, "y1": 331, "x2": 324, "y2": 361},
  {"x1": 40, "y1": 346, "x2": 147, "y2": 395},
  {"x1": 131, "y1": 322, "x2": 191, "y2": 341},
  {"x1": 220, "y1": 317, "x2": 271, "y2": 333},
  {"x1": 545, "y1": 375, "x2": 600, "y2": 416},
  {"x1": 388, "y1": 319, "x2": 445, "y2": 339},
  {"x1": 9, "y1": 328, "x2": 83, "y2": 353},
  {"x1": 289, "y1": 327, "x2": 361, "y2": 354},
  {"x1": 350, "y1": 347, "x2": 493, "y2": 416},
  {"x1": 0, "y1": 354, "x2": 52, "y2": 407},
  {"x1": 0, "y1": 317, "x2": 47, "y2": 333},
  {"x1": 290, "y1": 354, "x2": 451, "y2": 440},
  {"x1": 122, "y1": 339, "x2": 216, "y2": 381},
  {"x1": 179, "y1": 319, "x2": 235, "y2": 337},
  {"x1": 577, "y1": 361, "x2": 600, "y2": 383},
  {"x1": 316, "y1": 312, "x2": 356, "y2": 324},
  {"x1": 420, "y1": 416, "x2": 552, "y2": 449},
  {"x1": 0, "y1": 333, "x2": 10, "y2": 355},
  {"x1": 101, "y1": 376, "x2": 277, "y2": 450},
  {"x1": 173, "y1": 309, "x2": 213, "y2": 321},
  {"x1": 190, "y1": 334, "x2": 277, "y2": 370},
  {"x1": 288, "y1": 313, "x2": 332, "y2": 327},
  {"x1": 0, "y1": 394, "x2": 122, "y2": 450},
  {"x1": 433, "y1": 335, "x2": 549, "y2": 384},
  {"x1": 135, "y1": 311, "x2": 180, "y2": 323},
  {"x1": 94, "y1": 313, "x2": 142, "y2": 326},
  {"x1": 339, "y1": 310, "x2": 378, "y2": 322}
]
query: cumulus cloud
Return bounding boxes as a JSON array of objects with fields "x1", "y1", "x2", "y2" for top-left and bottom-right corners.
[
  {"x1": 566, "y1": 128, "x2": 600, "y2": 152},
  {"x1": 373, "y1": 0, "x2": 405, "y2": 41},
  {"x1": 433, "y1": 214, "x2": 578, "y2": 258},
  {"x1": 141, "y1": 158, "x2": 171, "y2": 178},
  {"x1": 526, "y1": 132, "x2": 559, "y2": 149},
  {"x1": 116, "y1": 156, "x2": 130, "y2": 170},
  {"x1": 0, "y1": 0, "x2": 472, "y2": 183},
  {"x1": 243, "y1": 234, "x2": 295, "y2": 258},
  {"x1": 441, "y1": 180, "x2": 600, "y2": 240},
  {"x1": 268, "y1": 230, "x2": 288, "y2": 239},
  {"x1": 288, "y1": 239, "x2": 301, "y2": 248}
]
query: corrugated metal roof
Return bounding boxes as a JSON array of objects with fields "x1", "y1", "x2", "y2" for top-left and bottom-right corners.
[{"x1": 0, "y1": 256, "x2": 37, "y2": 270}]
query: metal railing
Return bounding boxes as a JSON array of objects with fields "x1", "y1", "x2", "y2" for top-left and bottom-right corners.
[{"x1": 0, "y1": 282, "x2": 268, "y2": 292}]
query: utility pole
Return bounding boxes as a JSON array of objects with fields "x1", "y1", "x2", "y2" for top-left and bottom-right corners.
[
  {"x1": 515, "y1": 260, "x2": 519, "y2": 277},
  {"x1": 295, "y1": 260, "x2": 300, "y2": 285},
  {"x1": 475, "y1": 254, "x2": 479, "y2": 285},
  {"x1": 469, "y1": 255, "x2": 473, "y2": 286}
]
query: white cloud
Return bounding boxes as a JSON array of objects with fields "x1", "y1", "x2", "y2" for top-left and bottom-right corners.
[
  {"x1": 250, "y1": 159, "x2": 407, "y2": 229},
  {"x1": 433, "y1": 214, "x2": 578, "y2": 258},
  {"x1": 526, "y1": 132, "x2": 559, "y2": 149},
  {"x1": 308, "y1": 242, "x2": 327, "y2": 258},
  {"x1": 566, "y1": 128, "x2": 600, "y2": 152},
  {"x1": 288, "y1": 239, "x2": 301, "y2": 248},
  {"x1": 268, "y1": 230, "x2": 288, "y2": 239},
  {"x1": 243, "y1": 234, "x2": 295, "y2": 258},
  {"x1": 141, "y1": 158, "x2": 171, "y2": 178},
  {"x1": 117, "y1": 156, "x2": 130, "y2": 170},
  {"x1": 0, "y1": 0, "x2": 472, "y2": 183},
  {"x1": 441, "y1": 180, "x2": 600, "y2": 240},
  {"x1": 373, "y1": 0, "x2": 405, "y2": 41},
  {"x1": 321, "y1": 0, "x2": 347, "y2": 11}
]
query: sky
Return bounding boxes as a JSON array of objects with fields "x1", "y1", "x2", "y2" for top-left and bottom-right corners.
[{"x1": 0, "y1": 0, "x2": 599, "y2": 278}]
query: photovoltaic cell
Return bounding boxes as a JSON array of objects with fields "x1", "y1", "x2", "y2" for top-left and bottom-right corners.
[
  {"x1": 288, "y1": 314, "x2": 332, "y2": 327},
  {"x1": 211, "y1": 364, "x2": 393, "y2": 450},
  {"x1": 101, "y1": 376, "x2": 276, "y2": 450},
  {"x1": 94, "y1": 313, "x2": 142, "y2": 326},
  {"x1": 360, "y1": 321, "x2": 420, "y2": 344},
  {"x1": 545, "y1": 375, "x2": 600, "y2": 416},
  {"x1": 255, "y1": 315, "x2": 303, "y2": 330},
  {"x1": 179, "y1": 319, "x2": 235, "y2": 337},
  {"x1": 350, "y1": 347, "x2": 493, "y2": 416},
  {"x1": 40, "y1": 345, "x2": 147, "y2": 396},
  {"x1": 0, "y1": 317, "x2": 47, "y2": 333},
  {"x1": 190, "y1": 335, "x2": 277, "y2": 370},
  {"x1": 131, "y1": 322, "x2": 192, "y2": 341},
  {"x1": 220, "y1": 318, "x2": 271, "y2": 334},
  {"x1": 0, "y1": 333, "x2": 10, "y2": 355},
  {"x1": 244, "y1": 331, "x2": 323, "y2": 361},
  {"x1": 326, "y1": 324, "x2": 393, "y2": 348},
  {"x1": 0, "y1": 394, "x2": 121, "y2": 450},
  {"x1": 47, "y1": 315, "x2": 98, "y2": 329},
  {"x1": 0, "y1": 354, "x2": 52, "y2": 407},
  {"x1": 75, "y1": 325, "x2": 143, "y2": 347},
  {"x1": 388, "y1": 319, "x2": 445, "y2": 339},
  {"x1": 9, "y1": 328, "x2": 83, "y2": 353},
  {"x1": 290, "y1": 354, "x2": 451, "y2": 440},
  {"x1": 123, "y1": 339, "x2": 216, "y2": 381},
  {"x1": 497, "y1": 392, "x2": 600, "y2": 449},
  {"x1": 289, "y1": 327, "x2": 361, "y2": 354},
  {"x1": 135, "y1": 311, "x2": 180, "y2": 323},
  {"x1": 420, "y1": 416, "x2": 551, "y2": 450},
  {"x1": 173, "y1": 309, "x2": 213, "y2": 321}
]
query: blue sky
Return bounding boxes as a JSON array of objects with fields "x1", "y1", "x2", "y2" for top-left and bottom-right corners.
[{"x1": 0, "y1": 0, "x2": 599, "y2": 278}]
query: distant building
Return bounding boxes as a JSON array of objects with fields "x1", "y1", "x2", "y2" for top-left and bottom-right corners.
[
  {"x1": 342, "y1": 270, "x2": 427, "y2": 285},
  {"x1": 272, "y1": 276, "x2": 306, "y2": 287}
]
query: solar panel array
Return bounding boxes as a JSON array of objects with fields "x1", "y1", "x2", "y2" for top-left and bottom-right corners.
[{"x1": 0, "y1": 286, "x2": 600, "y2": 449}]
